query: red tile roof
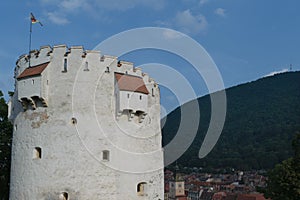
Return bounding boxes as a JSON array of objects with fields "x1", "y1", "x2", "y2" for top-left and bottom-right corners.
[
  {"x1": 237, "y1": 193, "x2": 269, "y2": 200},
  {"x1": 115, "y1": 72, "x2": 149, "y2": 94},
  {"x1": 17, "y1": 62, "x2": 49, "y2": 80},
  {"x1": 177, "y1": 197, "x2": 187, "y2": 200}
]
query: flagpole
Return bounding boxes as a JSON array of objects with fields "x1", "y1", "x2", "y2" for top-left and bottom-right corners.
[
  {"x1": 29, "y1": 16, "x2": 32, "y2": 68},
  {"x1": 28, "y1": 13, "x2": 43, "y2": 68}
]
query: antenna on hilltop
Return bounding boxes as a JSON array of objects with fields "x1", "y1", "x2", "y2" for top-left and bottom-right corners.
[{"x1": 290, "y1": 64, "x2": 293, "y2": 71}]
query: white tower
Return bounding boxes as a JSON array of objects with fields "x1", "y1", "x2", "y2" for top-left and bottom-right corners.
[{"x1": 8, "y1": 45, "x2": 164, "y2": 200}]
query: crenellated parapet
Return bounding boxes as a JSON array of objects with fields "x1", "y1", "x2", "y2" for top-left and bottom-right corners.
[
  {"x1": 12, "y1": 44, "x2": 160, "y2": 120},
  {"x1": 8, "y1": 44, "x2": 164, "y2": 200}
]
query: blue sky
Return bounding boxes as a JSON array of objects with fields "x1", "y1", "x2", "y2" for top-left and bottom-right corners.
[{"x1": 1, "y1": 0, "x2": 300, "y2": 115}]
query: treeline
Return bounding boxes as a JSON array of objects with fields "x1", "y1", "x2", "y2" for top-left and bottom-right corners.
[
  {"x1": 162, "y1": 71, "x2": 300, "y2": 170},
  {"x1": 0, "y1": 90, "x2": 13, "y2": 200}
]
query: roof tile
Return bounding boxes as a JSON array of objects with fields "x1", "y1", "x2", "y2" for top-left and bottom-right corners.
[
  {"x1": 17, "y1": 62, "x2": 49, "y2": 80},
  {"x1": 115, "y1": 72, "x2": 149, "y2": 94}
]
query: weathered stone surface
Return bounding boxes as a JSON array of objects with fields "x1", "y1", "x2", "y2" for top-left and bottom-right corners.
[{"x1": 9, "y1": 45, "x2": 164, "y2": 200}]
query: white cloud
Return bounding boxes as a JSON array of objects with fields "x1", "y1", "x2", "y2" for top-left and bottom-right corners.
[
  {"x1": 199, "y1": 0, "x2": 209, "y2": 5},
  {"x1": 162, "y1": 29, "x2": 184, "y2": 39},
  {"x1": 47, "y1": 12, "x2": 70, "y2": 25},
  {"x1": 40, "y1": 0, "x2": 60, "y2": 4},
  {"x1": 60, "y1": 0, "x2": 84, "y2": 11},
  {"x1": 175, "y1": 9, "x2": 208, "y2": 35},
  {"x1": 40, "y1": 0, "x2": 166, "y2": 24},
  {"x1": 264, "y1": 68, "x2": 289, "y2": 77},
  {"x1": 214, "y1": 8, "x2": 226, "y2": 17},
  {"x1": 83, "y1": 0, "x2": 165, "y2": 11}
]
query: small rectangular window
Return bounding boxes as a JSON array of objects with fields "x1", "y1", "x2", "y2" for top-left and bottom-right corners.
[
  {"x1": 84, "y1": 61, "x2": 89, "y2": 71},
  {"x1": 63, "y1": 58, "x2": 67, "y2": 72},
  {"x1": 60, "y1": 192, "x2": 69, "y2": 200},
  {"x1": 100, "y1": 56, "x2": 105, "y2": 62},
  {"x1": 33, "y1": 147, "x2": 42, "y2": 159},
  {"x1": 105, "y1": 66, "x2": 110, "y2": 73},
  {"x1": 102, "y1": 150, "x2": 109, "y2": 161},
  {"x1": 137, "y1": 182, "x2": 147, "y2": 196}
]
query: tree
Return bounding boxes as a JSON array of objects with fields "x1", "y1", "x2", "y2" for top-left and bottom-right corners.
[
  {"x1": 264, "y1": 133, "x2": 300, "y2": 200},
  {"x1": 0, "y1": 90, "x2": 13, "y2": 200}
]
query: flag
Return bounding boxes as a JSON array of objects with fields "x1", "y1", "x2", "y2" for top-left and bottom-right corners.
[{"x1": 30, "y1": 13, "x2": 43, "y2": 26}]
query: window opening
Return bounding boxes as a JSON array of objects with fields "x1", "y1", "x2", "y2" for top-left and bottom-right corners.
[
  {"x1": 100, "y1": 56, "x2": 105, "y2": 62},
  {"x1": 33, "y1": 147, "x2": 42, "y2": 159},
  {"x1": 102, "y1": 150, "x2": 110, "y2": 161},
  {"x1": 84, "y1": 61, "x2": 89, "y2": 71},
  {"x1": 105, "y1": 66, "x2": 110, "y2": 73},
  {"x1": 63, "y1": 58, "x2": 68, "y2": 72},
  {"x1": 59, "y1": 192, "x2": 69, "y2": 200},
  {"x1": 71, "y1": 117, "x2": 77, "y2": 125},
  {"x1": 137, "y1": 182, "x2": 147, "y2": 196}
]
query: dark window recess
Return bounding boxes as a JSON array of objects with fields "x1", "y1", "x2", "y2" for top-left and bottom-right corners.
[
  {"x1": 84, "y1": 61, "x2": 89, "y2": 71},
  {"x1": 100, "y1": 56, "x2": 105, "y2": 62},
  {"x1": 33, "y1": 147, "x2": 42, "y2": 159},
  {"x1": 105, "y1": 66, "x2": 110, "y2": 73},
  {"x1": 59, "y1": 192, "x2": 69, "y2": 200},
  {"x1": 63, "y1": 58, "x2": 68, "y2": 72},
  {"x1": 102, "y1": 150, "x2": 110, "y2": 161},
  {"x1": 71, "y1": 117, "x2": 77, "y2": 125},
  {"x1": 137, "y1": 182, "x2": 147, "y2": 196}
]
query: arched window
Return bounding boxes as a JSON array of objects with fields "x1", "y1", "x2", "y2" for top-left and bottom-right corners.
[
  {"x1": 137, "y1": 182, "x2": 147, "y2": 196},
  {"x1": 71, "y1": 117, "x2": 77, "y2": 125},
  {"x1": 59, "y1": 192, "x2": 69, "y2": 200}
]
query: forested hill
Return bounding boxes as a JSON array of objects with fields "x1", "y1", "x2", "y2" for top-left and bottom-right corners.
[{"x1": 162, "y1": 71, "x2": 300, "y2": 170}]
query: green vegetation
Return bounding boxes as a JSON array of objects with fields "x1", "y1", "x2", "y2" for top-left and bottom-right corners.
[
  {"x1": 162, "y1": 72, "x2": 300, "y2": 170},
  {"x1": 263, "y1": 133, "x2": 300, "y2": 200},
  {"x1": 0, "y1": 90, "x2": 13, "y2": 200}
]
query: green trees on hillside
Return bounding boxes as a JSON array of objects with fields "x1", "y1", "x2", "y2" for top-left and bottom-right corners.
[
  {"x1": 0, "y1": 90, "x2": 13, "y2": 200},
  {"x1": 264, "y1": 133, "x2": 300, "y2": 200},
  {"x1": 162, "y1": 72, "x2": 300, "y2": 170}
]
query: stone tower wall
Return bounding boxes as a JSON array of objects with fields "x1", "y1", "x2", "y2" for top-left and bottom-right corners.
[{"x1": 9, "y1": 45, "x2": 164, "y2": 200}]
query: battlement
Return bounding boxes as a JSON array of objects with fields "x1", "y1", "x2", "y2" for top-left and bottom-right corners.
[
  {"x1": 9, "y1": 44, "x2": 164, "y2": 200},
  {"x1": 12, "y1": 45, "x2": 159, "y2": 119},
  {"x1": 15, "y1": 44, "x2": 157, "y2": 82}
]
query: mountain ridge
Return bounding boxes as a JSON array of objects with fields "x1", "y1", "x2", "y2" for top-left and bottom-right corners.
[{"x1": 162, "y1": 71, "x2": 300, "y2": 170}]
